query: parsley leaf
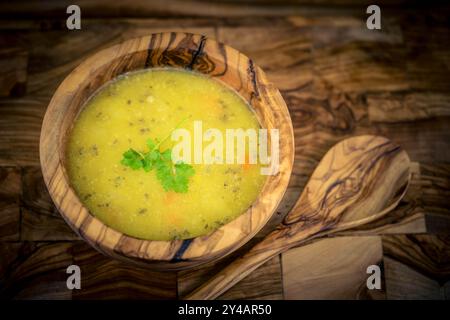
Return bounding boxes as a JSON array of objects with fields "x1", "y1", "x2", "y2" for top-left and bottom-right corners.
[
  {"x1": 120, "y1": 133, "x2": 195, "y2": 193},
  {"x1": 121, "y1": 149, "x2": 143, "y2": 170}
]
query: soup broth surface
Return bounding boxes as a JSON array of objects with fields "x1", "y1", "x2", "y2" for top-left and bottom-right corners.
[{"x1": 67, "y1": 68, "x2": 266, "y2": 240}]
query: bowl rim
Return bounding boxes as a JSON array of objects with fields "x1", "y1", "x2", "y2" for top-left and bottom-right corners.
[{"x1": 39, "y1": 32, "x2": 294, "y2": 270}]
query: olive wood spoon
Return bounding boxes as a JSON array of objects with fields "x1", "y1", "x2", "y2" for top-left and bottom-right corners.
[{"x1": 185, "y1": 135, "x2": 411, "y2": 300}]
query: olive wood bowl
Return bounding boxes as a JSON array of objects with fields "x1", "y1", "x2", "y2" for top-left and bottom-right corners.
[{"x1": 40, "y1": 32, "x2": 294, "y2": 270}]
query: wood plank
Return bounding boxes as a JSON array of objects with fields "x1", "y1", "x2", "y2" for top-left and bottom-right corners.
[
  {"x1": 357, "y1": 118, "x2": 450, "y2": 163},
  {"x1": 21, "y1": 166, "x2": 79, "y2": 241},
  {"x1": 0, "y1": 46, "x2": 28, "y2": 97},
  {"x1": 0, "y1": 242, "x2": 73, "y2": 299},
  {"x1": 21, "y1": 208, "x2": 78, "y2": 241},
  {"x1": 0, "y1": 167, "x2": 21, "y2": 199},
  {"x1": 0, "y1": 167, "x2": 21, "y2": 241},
  {"x1": 178, "y1": 255, "x2": 283, "y2": 300},
  {"x1": 72, "y1": 242, "x2": 177, "y2": 300},
  {"x1": 0, "y1": 0, "x2": 412, "y2": 19},
  {"x1": 313, "y1": 41, "x2": 409, "y2": 93},
  {"x1": 0, "y1": 97, "x2": 47, "y2": 166},
  {"x1": 444, "y1": 281, "x2": 450, "y2": 299},
  {"x1": 217, "y1": 26, "x2": 313, "y2": 91},
  {"x1": 0, "y1": 31, "x2": 28, "y2": 97},
  {"x1": 216, "y1": 256, "x2": 283, "y2": 300},
  {"x1": 343, "y1": 212, "x2": 450, "y2": 236},
  {"x1": 2, "y1": 1, "x2": 446, "y2": 20},
  {"x1": 382, "y1": 235, "x2": 450, "y2": 283},
  {"x1": 367, "y1": 92, "x2": 450, "y2": 123},
  {"x1": 282, "y1": 236, "x2": 385, "y2": 299},
  {"x1": 0, "y1": 201, "x2": 20, "y2": 241},
  {"x1": 310, "y1": 18, "x2": 403, "y2": 49},
  {"x1": 401, "y1": 12, "x2": 450, "y2": 92},
  {"x1": 384, "y1": 257, "x2": 444, "y2": 300}
]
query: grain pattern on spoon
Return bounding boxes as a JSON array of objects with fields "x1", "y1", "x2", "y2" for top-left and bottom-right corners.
[{"x1": 185, "y1": 135, "x2": 411, "y2": 299}]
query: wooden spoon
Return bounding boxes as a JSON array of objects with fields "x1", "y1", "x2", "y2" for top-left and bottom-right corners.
[{"x1": 185, "y1": 135, "x2": 411, "y2": 300}]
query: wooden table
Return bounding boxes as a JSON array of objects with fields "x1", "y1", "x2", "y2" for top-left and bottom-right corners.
[{"x1": 0, "y1": 1, "x2": 449, "y2": 300}]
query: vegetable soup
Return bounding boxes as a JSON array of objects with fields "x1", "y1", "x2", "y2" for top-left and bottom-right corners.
[{"x1": 67, "y1": 68, "x2": 267, "y2": 240}]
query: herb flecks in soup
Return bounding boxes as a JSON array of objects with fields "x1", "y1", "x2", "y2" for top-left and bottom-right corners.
[{"x1": 67, "y1": 68, "x2": 266, "y2": 240}]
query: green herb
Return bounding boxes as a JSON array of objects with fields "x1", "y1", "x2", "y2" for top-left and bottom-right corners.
[{"x1": 120, "y1": 120, "x2": 194, "y2": 193}]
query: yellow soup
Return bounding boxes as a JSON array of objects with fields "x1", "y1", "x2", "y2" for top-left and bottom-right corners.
[{"x1": 67, "y1": 68, "x2": 266, "y2": 240}]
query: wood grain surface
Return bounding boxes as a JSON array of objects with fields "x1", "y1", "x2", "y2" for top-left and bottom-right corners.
[
  {"x1": 0, "y1": 1, "x2": 449, "y2": 299},
  {"x1": 0, "y1": 45, "x2": 28, "y2": 97},
  {"x1": 383, "y1": 234, "x2": 450, "y2": 299},
  {"x1": 179, "y1": 255, "x2": 283, "y2": 300}
]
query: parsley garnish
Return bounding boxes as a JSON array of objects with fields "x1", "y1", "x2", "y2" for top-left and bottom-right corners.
[{"x1": 120, "y1": 122, "x2": 195, "y2": 193}]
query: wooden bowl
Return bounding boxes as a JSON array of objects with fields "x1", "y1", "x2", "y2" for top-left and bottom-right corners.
[{"x1": 40, "y1": 32, "x2": 294, "y2": 270}]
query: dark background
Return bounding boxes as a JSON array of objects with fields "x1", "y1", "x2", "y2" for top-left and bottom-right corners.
[{"x1": 0, "y1": 0, "x2": 449, "y2": 299}]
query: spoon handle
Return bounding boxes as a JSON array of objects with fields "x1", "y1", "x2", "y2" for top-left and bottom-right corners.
[
  {"x1": 185, "y1": 247, "x2": 280, "y2": 300},
  {"x1": 184, "y1": 198, "x2": 404, "y2": 300},
  {"x1": 184, "y1": 224, "x2": 323, "y2": 300},
  {"x1": 184, "y1": 186, "x2": 408, "y2": 300}
]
